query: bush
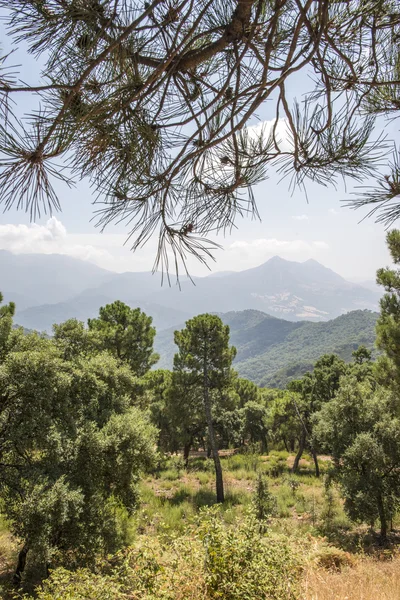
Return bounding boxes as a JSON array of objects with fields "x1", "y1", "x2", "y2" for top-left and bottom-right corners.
[
  {"x1": 197, "y1": 472, "x2": 211, "y2": 485},
  {"x1": 313, "y1": 546, "x2": 355, "y2": 572},
  {"x1": 25, "y1": 568, "x2": 125, "y2": 599},
  {"x1": 25, "y1": 508, "x2": 302, "y2": 600},
  {"x1": 266, "y1": 458, "x2": 287, "y2": 478},
  {"x1": 198, "y1": 506, "x2": 300, "y2": 600},
  {"x1": 252, "y1": 474, "x2": 277, "y2": 528}
]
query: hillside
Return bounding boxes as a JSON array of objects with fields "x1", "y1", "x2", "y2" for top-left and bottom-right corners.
[{"x1": 154, "y1": 309, "x2": 379, "y2": 387}]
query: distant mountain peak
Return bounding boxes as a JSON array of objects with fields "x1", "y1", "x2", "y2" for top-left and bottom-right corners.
[
  {"x1": 303, "y1": 258, "x2": 322, "y2": 266},
  {"x1": 266, "y1": 255, "x2": 287, "y2": 264}
]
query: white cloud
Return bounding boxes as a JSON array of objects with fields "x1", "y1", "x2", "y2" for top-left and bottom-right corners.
[
  {"x1": 229, "y1": 238, "x2": 328, "y2": 253},
  {"x1": 246, "y1": 118, "x2": 291, "y2": 152},
  {"x1": 292, "y1": 214, "x2": 309, "y2": 221},
  {"x1": 0, "y1": 219, "x2": 330, "y2": 276},
  {"x1": 0, "y1": 218, "x2": 176, "y2": 273},
  {"x1": 0, "y1": 218, "x2": 113, "y2": 265}
]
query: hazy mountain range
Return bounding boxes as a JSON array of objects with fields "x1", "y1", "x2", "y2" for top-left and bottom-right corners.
[
  {"x1": 0, "y1": 250, "x2": 380, "y2": 333},
  {"x1": 0, "y1": 250, "x2": 381, "y2": 387}
]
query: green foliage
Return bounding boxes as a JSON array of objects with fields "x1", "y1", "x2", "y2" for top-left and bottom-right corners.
[
  {"x1": 252, "y1": 474, "x2": 276, "y2": 528},
  {"x1": 0, "y1": 305, "x2": 158, "y2": 575},
  {"x1": 88, "y1": 301, "x2": 158, "y2": 376},
  {"x1": 24, "y1": 506, "x2": 301, "y2": 599},
  {"x1": 314, "y1": 377, "x2": 400, "y2": 538},
  {"x1": 375, "y1": 230, "x2": 400, "y2": 390},
  {"x1": 156, "y1": 310, "x2": 378, "y2": 388},
  {"x1": 23, "y1": 567, "x2": 125, "y2": 599},
  {"x1": 241, "y1": 401, "x2": 269, "y2": 451},
  {"x1": 319, "y1": 480, "x2": 341, "y2": 535},
  {"x1": 233, "y1": 310, "x2": 378, "y2": 387},
  {"x1": 0, "y1": 291, "x2": 15, "y2": 360},
  {"x1": 199, "y1": 507, "x2": 300, "y2": 600}
]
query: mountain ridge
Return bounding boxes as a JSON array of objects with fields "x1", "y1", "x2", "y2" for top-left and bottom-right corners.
[{"x1": 0, "y1": 250, "x2": 381, "y2": 332}]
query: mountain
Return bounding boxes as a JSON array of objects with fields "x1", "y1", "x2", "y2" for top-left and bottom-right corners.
[
  {"x1": 16, "y1": 292, "x2": 191, "y2": 334},
  {"x1": 1, "y1": 251, "x2": 380, "y2": 332},
  {"x1": 147, "y1": 256, "x2": 380, "y2": 321},
  {"x1": 233, "y1": 309, "x2": 379, "y2": 387},
  {"x1": 0, "y1": 251, "x2": 191, "y2": 332},
  {"x1": 351, "y1": 279, "x2": 381, "y2": 294},
  {"x1": 154, "y1": 309, "x2": 379, "y2": 387},
  {"x1": 0, "y1": 250, "x2": 113, "y2": 308},
  {"x1": 1, "y1": 249, "x2": 378, "y2": 387}
]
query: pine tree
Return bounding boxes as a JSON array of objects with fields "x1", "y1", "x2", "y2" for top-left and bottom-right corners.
[
  {"x1": 173, "y1": 314, "x2": 236, "y2": 502},
  {"x1": 1, "y1": 2, "x2": 400, "y2": 271}
]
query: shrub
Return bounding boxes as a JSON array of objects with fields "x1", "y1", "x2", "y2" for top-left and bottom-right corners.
[
  {"x1": 266, "y1": 458, "x2": 286, "y2": 478},
  {"x1": 197, "y1": 472, "x2": 211, "y2": 485},
  {"x1": 252, "y1": 474, "x2": 277, "y2": 528},
  {"x1": 313, "y1": 546, "x2": 355, "y2": 572},
  {"x1": 25, "y1": 567, "x2": 125, "y2": 600},
  {"x1": 25, "y1": 509, "x2": 302, "y2": 600},
  {"x1": 198, "y1": 506, "x2": 301, "y2": 600}
]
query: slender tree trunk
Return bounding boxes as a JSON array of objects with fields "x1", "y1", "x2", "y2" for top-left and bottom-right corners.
[
  {"x1": 261, "y1": 433, "x2": 268, "y2": 454},
  {"x1": 290, "y1": 438, "x2": 295, "y2": 452},
  {"x1": 203, "y1": 364, "x2": 224, "y2": 503},
  {"x1": 292, "y1": 433, "x2": 305, "y2": 473},
  {"x1": 183, "y1": 439, "x2": 191, "y2": 468},
  {"x1": 377, "y1": 493, "x2": 388, "y2": 543},
  {"x1": 13, "y1": 543, "x2": 29, "y2": 585},
  {"x1": 282, "y1": 437, "x2": 289, "y2": 452},
  {"x1": 311, "y1": 447, "x2": 320, "y2": 478}
]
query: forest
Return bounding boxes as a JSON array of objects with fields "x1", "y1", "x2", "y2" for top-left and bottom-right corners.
[{"x1": 0, "y1": 231, "x2": 399, "y2": 599}]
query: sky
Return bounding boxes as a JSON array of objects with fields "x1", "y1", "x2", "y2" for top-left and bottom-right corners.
[{"x1": 0, "y1": 14, "x2": 395, "y2": 282}]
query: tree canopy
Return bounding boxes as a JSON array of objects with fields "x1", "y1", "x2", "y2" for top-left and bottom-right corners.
[
  {"x1": 1, "y1": 1, "x2": 400, "y2": 271},
  {"x1": 0, "y1": 303, "x2": 158, "y2": 581}
]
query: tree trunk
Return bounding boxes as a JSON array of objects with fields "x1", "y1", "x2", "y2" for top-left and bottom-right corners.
[
  {"x1": 292, "y1": 433, "x2": 305, "y2": 473},
  {"x1": 261, "y1": 433, "x2": 268, "y2": 454},
  {"x1": 203, "y1": 365, "x2": 224, "y2": 503},
  {"x1": 311, "y1": 447, "x2": 320, "y2": 478},
  {"x1": 183, "y1": 440, "x2": 191, "y2": 468},
  {"x1": 13, "y1": 543, "x2": 29, "y2": 585},
  {"x1": 377, "y1": 493, "x2": 388, "y2": 543},
  {"x1": 282, "y1": 437, "x2": 289, "y2": 452}
]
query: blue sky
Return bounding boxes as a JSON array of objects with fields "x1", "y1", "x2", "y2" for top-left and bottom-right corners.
[{"x1": 0, "y1": 16, "x2": 394, "y2": 280}]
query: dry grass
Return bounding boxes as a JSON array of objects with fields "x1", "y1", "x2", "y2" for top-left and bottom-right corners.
[
  {"x1": 303, "y1": 555, "x2": 400, "y2": 600},
  {"x1": 0, "y1": 529, "x2": 18, "y2": 600}
]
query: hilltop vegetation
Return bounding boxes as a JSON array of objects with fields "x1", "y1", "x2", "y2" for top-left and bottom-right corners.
[
  {"x1": 237, "y1": 309, "x2": 379, "y2": 387},
  {"x1": 155, "y1": 309, "x2": 378, "y2": 387}
]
